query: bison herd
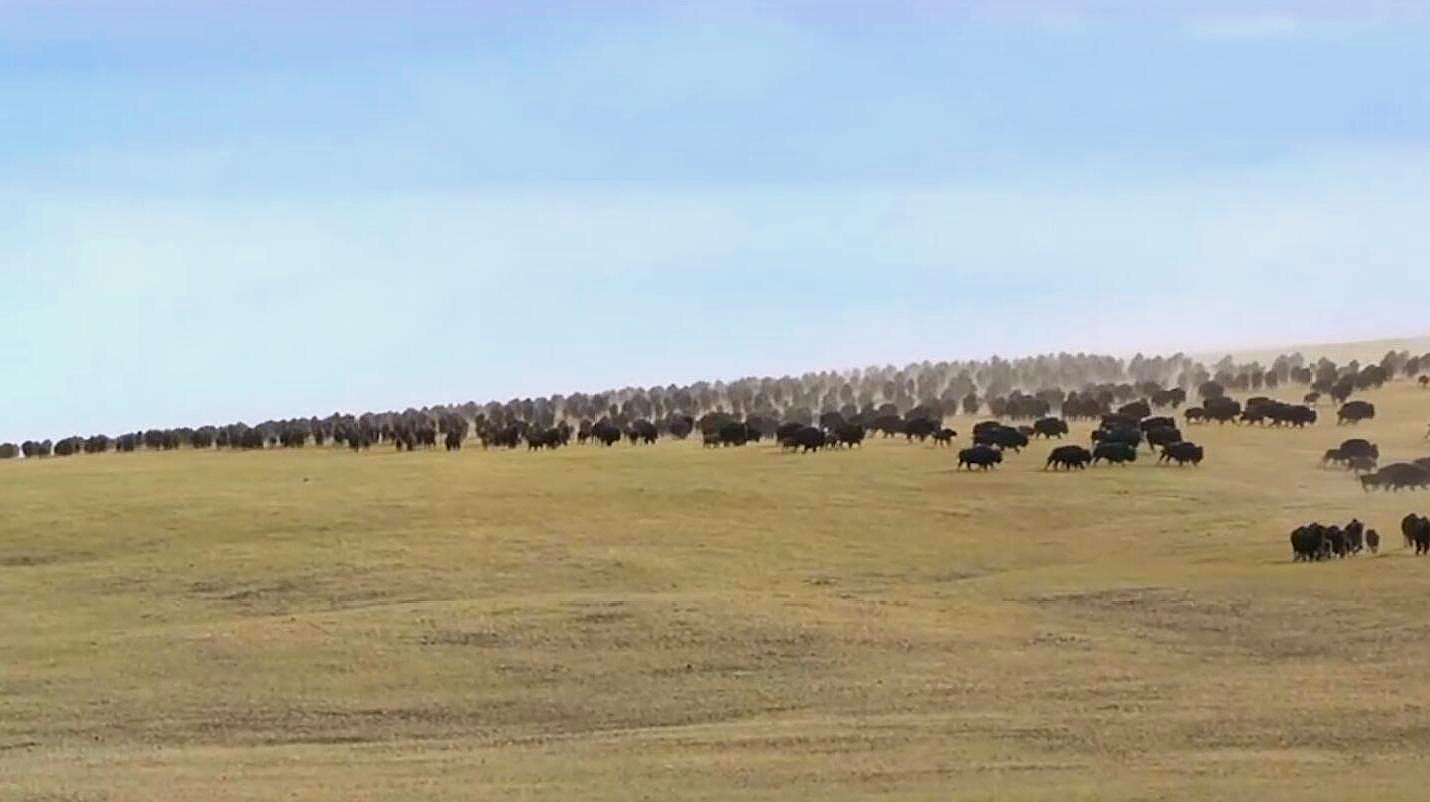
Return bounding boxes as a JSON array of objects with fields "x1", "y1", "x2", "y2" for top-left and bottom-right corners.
[
  {"x1": 1290, "y1": 519, "x2": 1379, "y2": 560},
  {"x1": 7, "y1": 345, "x2": 1430, "y2": 568},
  {"x1": 1292, "y1": 514, "x2": 1430, "y2": 560},
  {"x1": 3, "y1": 349, "x2": 1426, "y2": 492}
]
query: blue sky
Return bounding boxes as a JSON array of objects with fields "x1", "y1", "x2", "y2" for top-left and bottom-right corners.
[{"x1": 4, "y1": 2, "x2": 1430, "y2": 439}]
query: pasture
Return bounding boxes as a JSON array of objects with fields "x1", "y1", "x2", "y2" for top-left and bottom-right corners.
[{"x1": 3, "y1": 381, "x2": 1430, "y2": 801}]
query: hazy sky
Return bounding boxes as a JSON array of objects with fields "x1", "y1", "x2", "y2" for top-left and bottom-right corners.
[{"x1": 4, "y1": 2, "x2": 1430, "y2": 440}]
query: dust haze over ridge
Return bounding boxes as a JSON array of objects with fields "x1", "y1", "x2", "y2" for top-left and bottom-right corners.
[{"x1": 4, "y1": 1, "x2": 1430, "y2": 439}]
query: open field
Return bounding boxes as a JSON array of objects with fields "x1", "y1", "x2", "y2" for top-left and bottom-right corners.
[{"x1": 3, "y1": 382, "x2": 1430, "y2": 801}]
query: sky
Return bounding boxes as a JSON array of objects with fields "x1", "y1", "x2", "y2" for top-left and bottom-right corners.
[{"x1": 3, "y1": 1, "x2": 1430, "y2": 440}]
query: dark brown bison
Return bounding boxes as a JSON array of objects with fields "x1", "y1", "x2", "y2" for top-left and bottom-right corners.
[
  {"x1": 1144, "y1": 426, "x2": 1182, "y2": 450},
  {"x1": 1403, "y1": 514, "x2": 1430, "y2": 554},
  {"x1": 1045, "y1": 445, "x2": 1092, "y2": 470},
  {"x1": 1337, "y1": 401, "x2": 1375, "y2": 425},
  {"x1": 957, "y1": 445, "x2": 1003, "y2": 470},
  {"x1": 1092, "y1": 442, "x2": 1137, "y2": 465},
  {"x1": 975, "y1": 426, "x2": 1028, "y2": 452},
  {"x1": 1032, "y1": 417, "x2": 1069, "y2": 439},
  {"x1": 1364, "y1": 463, "x2": 1430, "y2": 491},
  {"x1": 1157, "y1": 441, "x2": 1204, "y2": 466},
  {"x1": 782, "y1": 426, "x2": 826, "y2": 453}
]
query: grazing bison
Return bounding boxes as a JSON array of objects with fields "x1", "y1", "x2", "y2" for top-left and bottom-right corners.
[
  {"x1": 1092, "y1": 442, "x2": 1138, "y2": 466},
  {"x1": 1032, "y1": 417, "x2": 1069, "y2": 439},
  {"x1": 1158, "y1": 441, "x2": 1204, "y2": 466},
  {"x1": 1045, "y1": 445, "x2": 1092, "y2": 471},
  {"x1": 957, "y1": 445, "x2": 1003, "y2": 470},
  {"x1": 1337, "y1": 401, "x2": 1375, "y2": 425}
]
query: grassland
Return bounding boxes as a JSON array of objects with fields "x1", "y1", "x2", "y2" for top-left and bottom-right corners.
[{"x1": 3, "y1": 382, "x2": 1430, "y2": 801}]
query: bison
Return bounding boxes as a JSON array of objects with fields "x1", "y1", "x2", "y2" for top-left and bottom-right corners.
[
  {"x1": 1158, "y1": 441, "x2": 1204, "y2": 466},
  {"x1": 1290, "y1": 524, "x2": 1329, "y2": 561},
  {"x1": 783, "y1": 426, "x2": 826, "y2": 453},
  {"x1": 904, "y1": 417, "x2": 939, "y2": 442},
  {"x1": 1032, "y1": 417, "x2": 1069, "y2": 439},
  {"x1": 957, "y1": 445, "x2": 1003, "y2": 470},
  {"x1": 1403, "y1": 514, "x2": 1430, "y2": 554},
  {"x1": 975, "y1": 426, "x2": 1028, "y2": 452},
  {"x1": 591, "y1": 420, "x2": 622, "y2": 447},
  {"x1": 1144, "y1": 426, "x2": 1182, "y2": 450},
  {"x1": 1091, "y1": 427, "x2": 1142, "y2": 450},
  {"x1": 1092, "y1": 442, "x2": 1138, "y2": 466},
  {"x1": 1045, "y1": 445, "x2": 1092, "y2": 471},
  {"x1": 1203, "y1": 397, "x2": 1242, "y2": 425},
  {"x1": 1337, "y1": 401, "x2": 1376, "y2": 425},
  {"x1": 1364, "y1": 463, "x2": 1430, "y2": 492},
  {"x1": 717, "y1": 422, "x2": 749, "y2": 447},
  {"x1": 831, "y1": 423, "x2": 865, "y2": 448}
]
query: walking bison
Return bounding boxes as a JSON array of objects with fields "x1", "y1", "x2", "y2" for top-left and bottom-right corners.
[
  {"x1": 1337, "y1": 401, "x2": 1376, "y2": 425},
  {"x1": 1032, "y1": 417, "x2": 1069, "y2": 439},
  {"x1": 1157, "y1": 441, "x2": 1204, "y2": 466},
  {"x1": 1045, "y1": 445, "x2": 1092, "y2": 471},
  {"x1": 1092, "y1": 442, "x2": 1137, "y2": 466},
  {"x1": 958, "y1": 445, "x2": 1003, "y2": 470}
]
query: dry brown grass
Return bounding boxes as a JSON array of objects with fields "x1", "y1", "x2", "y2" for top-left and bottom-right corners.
[{"x1": 3, "y1": 380, "x2": 1430, "y2": 800}]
